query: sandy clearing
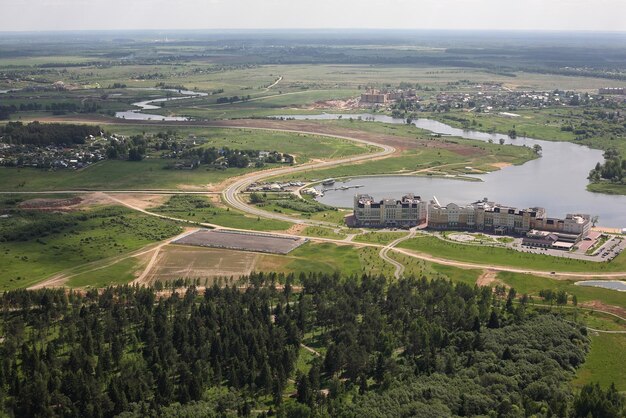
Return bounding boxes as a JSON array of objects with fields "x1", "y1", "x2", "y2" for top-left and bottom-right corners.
[
  {"x1": 105, "y1": 193, "x2": 171, "y2": 210},
  {"x1": 285, "y1": 223, "x2": 307, "y2": 235},
  {"x1": 138, "y1": 245, "x2": 260, "y2": 285},
  {"x1": 78, "y1": 192, "x2": 117, "y2": 208},
  {"x1": 593, "y1": 226, "x2": 623, "y2": 234},
  {"x1": 491, "y1": 162, "x2": 513, "y2": 169},
  {"x1": 476, "y1": 269, "x2": 504, "y2": 287}
]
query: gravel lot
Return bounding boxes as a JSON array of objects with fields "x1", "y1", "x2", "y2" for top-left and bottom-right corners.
[{"x1": 173, "y1": 229, "x2": 307, "y2": 254}]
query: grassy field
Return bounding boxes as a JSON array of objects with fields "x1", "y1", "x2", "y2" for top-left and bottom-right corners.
[
  {"x1": 153, "y1": 195, "x2": 291, "y2": 231},
  {"x1": 429, "y1": 108, "x2": 626, "y2": 156},
  {"x1": 430, "y1": 110, "x2": 575, "y2": 142},
  {"x1": 274, "y1": 130, "x2": 536, "y2": 182},
  {"x1": 587, "y1": 182, "x2": 626, "y2": 196},
  {"x1": 64, "y1": 257, "x2": 141, "y2": 288},
  {"x1": 0, "y1": 159, "x2": 259, "y2": 191},
  {"x1": 354, "y1": 231, "x2": 409, "y2": 245},
  {"x1": 301, "y1": 226, "x2": 347, "y2": 240},
  {"x1": 0, "y1": 206, "x2": 181, "y2": 290},
  {"x1": 430, "y1": 263, "x2": 483, "y2": 286},
  {"x1": 497, "y1": 272, "x2": 626, "y2": 309},
  {"x1": 101, "y1": 125, "x2": 369, "y2": 162},
  {"x1": 249, "y1": 193, "x2": 342, "y2": 224},
  {"x1": 574, "y1": 333, "x2": 626, "y2": 391},
  {"x1": 398, "y1": 236, "x2": 626, "y2": 273},
  {"x1": 0, "y1": 126, "x2": 369, "y2": 192},
  {"x1": 257, "y1": 242, "x2": 395, "y2": 278}
]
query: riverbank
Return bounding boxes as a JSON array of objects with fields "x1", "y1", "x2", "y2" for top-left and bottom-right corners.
[{"x1": 588, "y1": 182, "x2": 626, "y2": 196}]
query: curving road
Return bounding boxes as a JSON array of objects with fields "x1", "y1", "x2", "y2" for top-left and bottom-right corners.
[
  {"x1": 221, "y1": 126, "x2": 395, "y2": 227},
  {"x1": 379, "y1": 227, "x2": 418, "y2": 279}
]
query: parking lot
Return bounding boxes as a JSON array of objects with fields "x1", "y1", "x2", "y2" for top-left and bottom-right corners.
[
  {"x1": 173, "y1": 229, "x2": 308, "y2": 255},
  {"x1": 517, "y1": 236, "x2": 625, "y2": 262}
]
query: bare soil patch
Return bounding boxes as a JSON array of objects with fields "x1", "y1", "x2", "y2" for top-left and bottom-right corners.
[
  {"x1": 579, "y1": 300, "x2": 626, "y2": 320},
  {"x1": 141, "y1": 245, "x2": 259, "y2": 285},
  {"x1": 78, "y1": 192, "x2": 116, "y2": 208},
  {"x1": 308, "y1": 98, "x2": 360, "y2": 111},
  {"x1": 18, "y1": 197, "x2": 82, "y2": 211},
  {"x1": 491, "y1": 162, "x2": 513, "y2": 169},
  {"x1": 105, "y1": 193, "x2": 170, "y2": 210},
  {"x1": 285, "y1": 223, "x2": 307, "y2": 235},
  {"x1": 476, "y1": 270, "x2": 503, "y2": 287}
]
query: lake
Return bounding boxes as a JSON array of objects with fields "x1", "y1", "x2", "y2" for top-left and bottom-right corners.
[
  {"x1": 575, "y1": 280, "x2": 626, "y2": 291},
  {"x1": 281, "y1": 113, "x2": 626, "y2": 228}
]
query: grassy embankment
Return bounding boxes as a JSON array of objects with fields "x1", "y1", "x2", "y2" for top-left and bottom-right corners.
[
  {"x1": 0, "y1": 206, "x2": 181, "y2": 290},
  {"x1": 354, "y1": 231, "x2": 410, "y2": 245},
  {"x1": 398, "y1": 236, "x2": 626, "y2": 273},
  {"x1": 587, "y1": 182, "x2": 626, "y2": 196},
  {"x1": 247, "y1": 193, "x2": 345, "y2": 226},
  {"x1": 273, "y1": 121, "x2": 536, "y2": 182},
  {"x1": 497, "y1": 272, "x2": 626, "y2": 310},
  {"x1": 574, "y1": 333, "x2": 626, "y2": 391},
  {"x1": 256, "y1": 242, "x2": 395, "y2": 278}
]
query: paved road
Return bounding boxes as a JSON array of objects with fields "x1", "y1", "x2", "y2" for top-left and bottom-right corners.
[
  {"x1": 379, "y1": 228, "x2": 418, "y2": 279},
  {"x1": 0, "y1": 190, "x2": 221, "y2": 195},
  {"x1": 221, "y1": 126, "x2": 395, "y2": 227}
]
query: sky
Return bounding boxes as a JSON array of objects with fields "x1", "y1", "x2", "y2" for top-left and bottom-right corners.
[{"x1": 1, "y1": 0, "x2": 625, "y2": 32}]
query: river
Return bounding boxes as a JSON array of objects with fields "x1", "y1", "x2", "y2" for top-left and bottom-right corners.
[
  {"x1": 115, "y1": 88, "x2": 207, "y2": 121},
  {"x1": 281, "y1": 113, "x2": 626, "y2": 228}
]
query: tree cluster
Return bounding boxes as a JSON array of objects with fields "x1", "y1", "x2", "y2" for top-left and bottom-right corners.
[
  {"x1": 0, "y1": 122, "x2": 101, "y2": 146},
  {"x1": 0, "y1": 274, "x2": 619, "y2": 417},
  {"x1": 588, "y1": 148, "x2": 626, "y2": 184},
  {"x1": 0, "y1": 282, "x2": 300, "y2": 417}
]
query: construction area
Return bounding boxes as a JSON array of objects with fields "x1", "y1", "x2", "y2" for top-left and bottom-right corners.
[{"x1": 173, "y1": 229, "x2": 308, "y2": 254}]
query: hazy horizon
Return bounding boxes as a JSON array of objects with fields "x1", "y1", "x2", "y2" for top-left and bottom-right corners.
[{"x1": 1, "y1": 0, "x2": 624, "y2": 32}]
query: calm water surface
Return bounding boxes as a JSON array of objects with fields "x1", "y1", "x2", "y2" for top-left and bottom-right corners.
[
  {"x1": 282, "y1": 114, "x2": 626, "y2": 228},
  {"x1": 575, "y1": 280, "x2": 626, "y2": 291},
  {"x1": 115, "y1": 88, "x2": 207, "y2": 121}
]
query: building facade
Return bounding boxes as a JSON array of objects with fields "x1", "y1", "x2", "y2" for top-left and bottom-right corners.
[
  {"x1": 354, "y1": 194, "x2": 590, "y2": 244},
  {"x1": 360, "y1": 90, "x2": 388, "y2": 104},
  {"x1": 428, "y1": 198, "x2": 548, "y2": 235},
  {"x1": 353, "y1": 194, "x2": 428, "y2": 227}
]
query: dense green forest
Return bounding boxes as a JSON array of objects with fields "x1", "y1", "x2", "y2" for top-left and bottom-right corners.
[
  {"x1": 0, "y1": 122, "x2": 101, "y2": 146},
  {"x1": 0, "y1": 274, "x2": 622, "y2": 417}
]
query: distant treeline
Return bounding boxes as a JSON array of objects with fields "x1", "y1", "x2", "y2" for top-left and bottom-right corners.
[
  {"x1": 0, "y1": 102, "x2": 100, "y2": 118},
  {"x1": 0, "y1": 121, "x2": 101, "y2": 146}
]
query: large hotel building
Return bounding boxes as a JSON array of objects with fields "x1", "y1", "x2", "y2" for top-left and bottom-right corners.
[
  {"x1": 353, "y1": 194, "x2": 591, "y2": 247},
  {"x1": 353, "y1": 194, "x2": 428, "y2": 228}
]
